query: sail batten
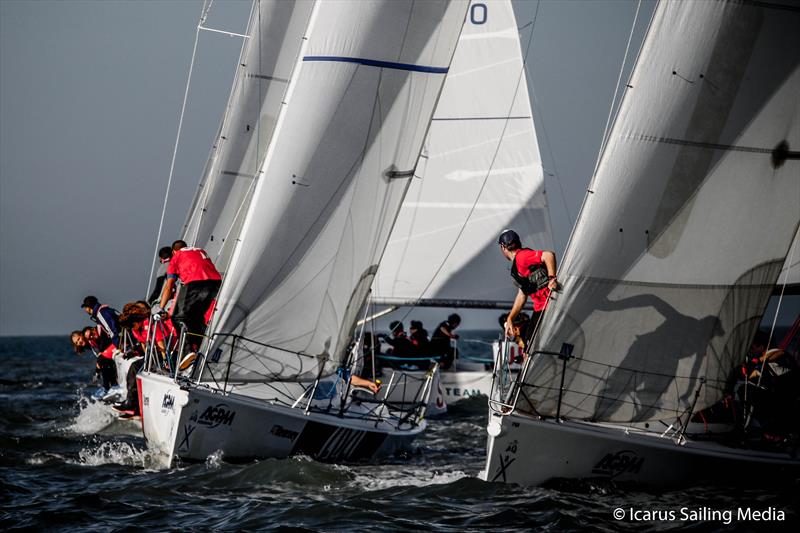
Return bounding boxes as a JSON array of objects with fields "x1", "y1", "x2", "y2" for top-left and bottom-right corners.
[{"x1": 521, "y1": 0, "x2": 800, "y2": 424}]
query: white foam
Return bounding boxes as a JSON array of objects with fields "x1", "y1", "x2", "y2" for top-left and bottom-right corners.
[
  {"x1": 75, "y1": 440, "x2": 152, "y2": 468},
  {"x1": 64, "y1": 396, "x2": 118, "y2": 435},
  {"x1": 26, "y1": 453, "x2": 64, "y2": 465},
  {"x1": 351, "y1": 467, "x2": 469, "y2": 491},
  {"x1": 205, "y1": 449, "x2": 225, "y2": 469}
]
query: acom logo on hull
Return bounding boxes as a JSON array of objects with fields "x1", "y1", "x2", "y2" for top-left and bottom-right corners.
[
  {"x1": 591, "y1": 450, "x2": 645, "y2": 478},
  {"x1": 197, "y1": 403, "x2": 236, "y2": 429}
]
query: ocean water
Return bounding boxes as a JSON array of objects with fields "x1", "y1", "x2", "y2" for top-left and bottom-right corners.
[{"x1": 1, "y1": 335, "x2": 797, "y2": 532}]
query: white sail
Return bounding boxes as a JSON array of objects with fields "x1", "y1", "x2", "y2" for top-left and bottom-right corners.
[
  {"x1": 373, "y1": 0, "x2": 552, "y2": 308},
  {"x1": 521, "y1": 0, "x2": 800, "y2": 423},
  {"x1": 202, "y1": 0, "x2": 469, "y2": 383},
  {"x1": 183, "y1": 1, "x2": 316, "y2": 272}
]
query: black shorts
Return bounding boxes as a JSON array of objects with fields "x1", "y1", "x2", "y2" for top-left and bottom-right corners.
[{"x1": 173, "y1": 279, "x2": 221, "y2": 336}]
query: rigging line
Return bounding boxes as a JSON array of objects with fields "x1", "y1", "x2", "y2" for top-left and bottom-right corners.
[
  {"x1": 591, "y1": 0, "x2": 642, "y2": 181},
  {"x1": 395, "y1": 0, "x2": 542, "y2": 327},
  {"x1": 145, "y1": 0, "x2": 209, "y2": 299},
  {"x1": 557, "y1": 1, "x2": 653, "y2": 276},
  {"x1": 189, "y1": 0, "x2": 258, "y2": 247}
]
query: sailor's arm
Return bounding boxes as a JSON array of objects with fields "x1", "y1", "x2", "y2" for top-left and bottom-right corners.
[
  {"x1": 505, "y1": 289, "x2": 526, "y2": 338},
  {"x1": 438, "y1": 324, "x2": 457, "y2": 339},
  {"x1": 158, "y1": 276, "x2": 177, "y2": 311},
  {"x1": 542, "y1": 250, "x2": 558, "y2": 290}
]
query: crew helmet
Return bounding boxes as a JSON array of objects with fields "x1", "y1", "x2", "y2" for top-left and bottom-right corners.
[{"x1": 498, "y1": 229, "x2": 521, "y2": 248}]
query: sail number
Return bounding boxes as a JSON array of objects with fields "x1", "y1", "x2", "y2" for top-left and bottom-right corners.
[{"x1": 470, "y1": 3, "x2": 487, "y2": 25}]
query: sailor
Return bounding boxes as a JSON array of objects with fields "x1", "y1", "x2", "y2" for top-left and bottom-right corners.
[
  {"x1": 408, "y1": 320, "x2": 430, "y2": 355},
  {"x1": 72, "y1": 325, "x2": 118, "y2": 390},
  {"x1": 430, "y1": 314, "x2": 461, "y2": 370},
  {"x1": 385, "y1": 321, "x2": 417, "y2": 367},
  {"x1": 498, "y1": 229, "x2": 558, "y2": 344},
  {"x1": 81, "y1": 295, "x2": 121, "y2": 348},
  {"x1": 155, "y1": 240, "x2": 222, "y2": 348}
]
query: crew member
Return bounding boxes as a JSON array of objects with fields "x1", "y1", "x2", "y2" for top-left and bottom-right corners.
[
  {"x1": 430, "y1": 314, "x2": 461, "y2": 370},
  {"x1": 71, "y1": 326, "x2": 118, "y2": 390},
  {"x1": 409, "y1": 320, "x2": 430, "y2": 355},
  {"x1": 156, "y1": 240, "x2": 222, "y2": 348},
  {"x1": 81, "y1": 295, "x2": 121, "y2": 348},
  {"x1": 498, "y1": 229, "x2": 558, "y2": 345},
  {"x1": 385, "y1": 321, "x2": 417, "y2": 368}
]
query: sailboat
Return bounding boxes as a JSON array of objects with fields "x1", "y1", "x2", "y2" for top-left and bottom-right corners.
[
  {"x1": 372, "y1": 0, "x2": 553, "y2": 406},
  {"x1": 481, "y1": 0, "x2": 800, "y2": 486},
  {"x1": 137, "y1": 0, "x2": 470, "y2": 467}
]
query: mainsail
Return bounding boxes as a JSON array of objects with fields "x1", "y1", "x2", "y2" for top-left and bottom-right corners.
[
  {"x1": 373, "y1": 0, "x2": 552, "y2": 309},
  {"x1": 202, "y1": 0, "x2": 469, "y2": 383},
  {"x1": 521, "y1": 0, "x2": 800, "y2": 423},
  {"x1": 182, "y1": 1, "x2": 316, "y2": 273}
]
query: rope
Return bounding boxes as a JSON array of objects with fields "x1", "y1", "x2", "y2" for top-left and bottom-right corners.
[{"x1": 145, "y1": 0, "x2": 212, "y2": 299}]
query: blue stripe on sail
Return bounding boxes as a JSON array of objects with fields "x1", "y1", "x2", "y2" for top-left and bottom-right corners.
[{"x1": 302, "y1": 56, "x2": 448, "y2": 74}]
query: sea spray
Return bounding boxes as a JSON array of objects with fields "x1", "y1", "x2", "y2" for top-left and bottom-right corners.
[
  {"x1": 64, "y1": 394, "x2": 117, "y2": 435},
  {"x1": 75, "y1": 440, "x2": 159, "y2": 469},
  {"x1": 206, "y1": 449, "x2": 225, "y2": 469}
]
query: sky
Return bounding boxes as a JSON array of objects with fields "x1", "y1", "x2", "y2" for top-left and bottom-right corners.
[{"x1": 0, "y1": 0, "x2": 701, "y2": 336}]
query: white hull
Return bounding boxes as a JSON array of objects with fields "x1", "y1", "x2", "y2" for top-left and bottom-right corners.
[
  {"x1": 139, "y1": 372, "x2": 425, "y2": 467},
  {"x1": 479, "y1": 412, "x2": 800, "y2": 487}
]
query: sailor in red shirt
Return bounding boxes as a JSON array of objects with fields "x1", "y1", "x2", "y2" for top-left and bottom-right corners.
[
  {"x1": 156, "y1": 239, "x2": 221, "y2": 348},
  {"x1": 498, "y1": 229, "x2": 559, "y2": 344}
]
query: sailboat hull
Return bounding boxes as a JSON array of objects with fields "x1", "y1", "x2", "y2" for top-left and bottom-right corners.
[
  {"x1": 479, "y1": 412, "x2": 800, "y2": 487},
  {"x1": 139, "y1": 372, "x2": 423, "y2": 467}
]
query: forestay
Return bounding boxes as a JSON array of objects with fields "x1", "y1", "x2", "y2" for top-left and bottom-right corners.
[
  {"x1": 203, "y1": 0, "x2": 469, "y2": 383},
  {"x1": 776, "y1": 228, "x2": 800, "y2": 291},
  {"x1": 373, "y1": 0, "x2": 552, "y2": 309},
  {"x1": 182, "y1": 1, "x2": 315, "y2": 273},
  {"x1": 521, "y1": 0, "x2": 800, "y2": 423}
]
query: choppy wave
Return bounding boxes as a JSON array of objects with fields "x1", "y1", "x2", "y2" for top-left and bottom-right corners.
[
  {"x1": 350, "y1": 466, "x2": 470, "y2": 491},
  {"x1": 3, "y1": 336, "x2": 800, "y2": 531},
  {"x1": 75, "y1": 440, "x2": 151, "y2": 467}
]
